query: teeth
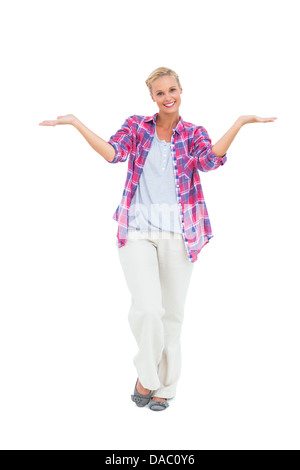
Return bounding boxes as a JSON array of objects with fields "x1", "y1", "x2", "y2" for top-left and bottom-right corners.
[{"x1": 164, "y1": 102, "x2": 175, "y2": 107}]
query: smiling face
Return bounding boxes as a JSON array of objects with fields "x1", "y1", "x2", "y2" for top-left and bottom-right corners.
[{"x1": 150, "y1": 74, "x2": 182, "y2": 116}]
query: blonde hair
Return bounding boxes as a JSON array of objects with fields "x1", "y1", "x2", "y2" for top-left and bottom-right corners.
[{"x1": 145, "y1": 67, "x2": 182, "y2": 95}]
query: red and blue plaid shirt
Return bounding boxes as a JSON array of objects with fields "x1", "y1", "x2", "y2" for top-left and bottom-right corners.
[{"x1": 107, "y1": 112, "x2": 227, "y2": 263}]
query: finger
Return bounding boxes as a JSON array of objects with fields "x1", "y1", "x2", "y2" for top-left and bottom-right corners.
[
  {"x1": 257, "y1": 117, "x2": 277, "y2": 122},
  {"x1": 39, "y1": 120, "x2": 56, "y2": 125}
]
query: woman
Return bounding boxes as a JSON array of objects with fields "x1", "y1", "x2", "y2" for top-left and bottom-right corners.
[{"x1": 39, "y1": 67, "x2": 277, "y2": 411}]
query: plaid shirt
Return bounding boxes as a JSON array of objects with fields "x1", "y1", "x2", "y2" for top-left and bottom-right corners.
[{"x1": 107, "y1": 112, "x2": 227, "y2": 263}]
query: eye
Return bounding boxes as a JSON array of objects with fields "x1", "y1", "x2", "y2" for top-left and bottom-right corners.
[{"x1": 157, "y1": 88, "x2": 176, "y2": 96}]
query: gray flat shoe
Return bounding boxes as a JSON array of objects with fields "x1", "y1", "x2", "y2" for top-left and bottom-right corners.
[
  {"x1": 131, "y1": 378, "x2": 152, "y2": 407},
  {"x1": 149, "y1": 398, "x2": 169, "y2": 411}
]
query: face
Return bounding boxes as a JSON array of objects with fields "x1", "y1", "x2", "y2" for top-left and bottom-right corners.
[{"x1": 151, "y1": 75, "x2": 182, "y2": 115}]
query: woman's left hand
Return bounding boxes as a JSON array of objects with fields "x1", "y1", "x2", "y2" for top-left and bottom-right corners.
[{"x1": 238, "y1": 115, "x2": 277, "y2": 126}]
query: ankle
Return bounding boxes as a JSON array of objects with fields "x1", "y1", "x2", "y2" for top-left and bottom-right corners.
[
  {"x1": 137, "y1": 379, "x2": 150, "y2": 395},
  {"x1": 152, "y1": 396, "x2": 166, "y2": 402}
]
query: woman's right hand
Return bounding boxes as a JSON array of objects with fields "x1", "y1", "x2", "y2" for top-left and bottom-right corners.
[{"x1": 39, "y1": 114, "x2": 77, "y2": 126}]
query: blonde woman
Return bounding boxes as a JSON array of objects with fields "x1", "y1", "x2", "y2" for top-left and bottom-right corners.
[{"x1": 39, "y1": 67, "x2": 276, "y2": 411}]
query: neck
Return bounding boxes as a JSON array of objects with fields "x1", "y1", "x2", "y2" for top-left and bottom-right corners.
[{"x1": 156, "y1": 112, "x2": 180, "y2": 129}]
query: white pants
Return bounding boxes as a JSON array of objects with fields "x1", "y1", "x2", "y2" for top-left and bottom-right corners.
[{"x1": 117, "y1": 230, "x2": 194, "y2": 399}]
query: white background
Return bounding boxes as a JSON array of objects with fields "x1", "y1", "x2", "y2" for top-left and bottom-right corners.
[{"x1": 0, "y1": 0, "x2": 299, "y2": 450}]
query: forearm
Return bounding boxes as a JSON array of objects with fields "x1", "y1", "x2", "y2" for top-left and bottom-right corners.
[
  {"x1": 212, "y1": 118, "x2": 243, "y2": 157},
  {"x1": 72, "y1": 117, "x2": 116, "y2": 162}
]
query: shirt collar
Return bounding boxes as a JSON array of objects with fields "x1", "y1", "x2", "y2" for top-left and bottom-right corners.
[{"x1": 144, "y1": 112, "x2": 184, "y2": 135}]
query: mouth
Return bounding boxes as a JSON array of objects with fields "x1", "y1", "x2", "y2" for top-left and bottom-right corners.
[{"x1": 163, "y1": 101, "x2": 175, "y2": 108}]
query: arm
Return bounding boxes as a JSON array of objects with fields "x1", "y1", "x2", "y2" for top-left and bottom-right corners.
[
  {"x1": 211, "y1": 115, "x2": 277, "y2": 157},
  {"x1": 193, "y1": 126, "x2": 227, "y2": 172},
  {"x1": 39, "y1": 113, "x2": 116, "y2": 162},
  {"x1": 74, "y1": 114, "x2": 134, "y2": 163},
  {"x1": 106, "y1": 115, "x2": 134, "y2": 164},
  {"x1": 73, "y1": 117, "x2": 116, "y2": 162},
  {"x1": 211, "y1": 119, "x2": 242, "y2": 158}
]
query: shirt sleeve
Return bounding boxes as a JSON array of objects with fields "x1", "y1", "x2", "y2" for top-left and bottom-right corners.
[
  {"x1": 107, "y1": 115, "x2": 134, "y2": 164},
  {"x1": 192, "y1": 125, "x2": 227, "y2": 172}
]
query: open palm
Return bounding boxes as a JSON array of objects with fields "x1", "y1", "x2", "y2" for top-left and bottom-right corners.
[
  {"x1": 39, "y1": 114, "x2": 76, "y2": 126},
  {"x1": 240, "y1": 115, "x2": 277, "y2": 125}
]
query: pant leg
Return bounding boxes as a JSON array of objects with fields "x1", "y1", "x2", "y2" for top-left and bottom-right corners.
[
  {"x1": 117, "y1": 231, "x2": 164, "y2": 391},
  {"x1": 153, "y1": 232, "x2": 194, "y2": 399}
]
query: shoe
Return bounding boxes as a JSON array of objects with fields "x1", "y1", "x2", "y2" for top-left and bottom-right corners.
[
  {"x1": 149, "y1": 398, "x2": 169, "y2": 411},
  {"x1": 131, "y1": 378, "x2": 152, "y2": 407}
]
